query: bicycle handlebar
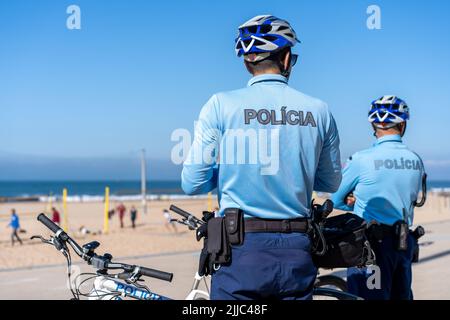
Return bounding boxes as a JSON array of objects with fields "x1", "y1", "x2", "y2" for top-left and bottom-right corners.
[
  {"x1": 139, "y1": 267, "x2": 173, "y2": 282},
  {"x1": 169, "y1": 205, "x2": 192, "y2": 219},
  {"x1": 37, "y1": 213, "x2": 64, "y2": 235},
  {"x1": 36, "y1": 213, "x2": 173, "y2": 282},
  {"x1": 104, "y1": 261, "x2": 173, "y2": 282},
  {"x1": 169, "y1": 205, "x2": 205, "y2": 229}
]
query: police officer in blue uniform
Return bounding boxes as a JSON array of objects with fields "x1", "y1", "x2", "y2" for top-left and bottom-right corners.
[
  {"x1": 332, "y1": 96, "x2": 425, "y2": 300},
  {"x1": 181, "y1": 15, "x2": 342, "y2": 300}
]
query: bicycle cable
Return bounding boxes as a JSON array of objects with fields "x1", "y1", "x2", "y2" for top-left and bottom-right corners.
[
  {"x1": 311, "y1": 222, "x2": 327, "y2": 256},
  {"x1": 77, "y1": 274, "x2": 117, "y2": 299},
  {"x1": 74, "y1": 273, "x2": 98, "y2": 298},
  {"x1": 63, "y1": 248, "x2": 78, "y2": 300}
]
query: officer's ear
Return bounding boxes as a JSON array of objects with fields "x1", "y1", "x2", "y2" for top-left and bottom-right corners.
[
  {"x1": 372, "y1": 124, "x2": 378, "y2": 137},
  {"x1": 282, "y1": 50, "x2": 291, "y2": 72},
  {"x1": 399, "y1": 122, "x2": 407, "y2": 137}
]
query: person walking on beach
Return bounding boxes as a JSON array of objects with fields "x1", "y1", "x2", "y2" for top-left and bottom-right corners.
[
  {"x1": 116, "y1": 203, "x2": 126, "y2": 229},
  {"x1": 163, "y1": 209, "x2": 178, "y2": 233},
  {"x1": 332, "y1": 96, "x2": 426, "y2": 300},
  {"x1": 130, "y1": 206, "x2": 138, "y2": 229},
  {"x1": 182, "y1": 15, "x2": 341, "y2": 300},
  {"x1": 8, "y1": 209, "x2": 23, "y2": 246},
  {"x1": 51, "y1": 207, "x2": 61, "y2": 225}
]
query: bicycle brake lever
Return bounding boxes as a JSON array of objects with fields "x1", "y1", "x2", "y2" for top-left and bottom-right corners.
[
  {"x1": 186, "y1": 217, "x2": 198, "y2": 230},
  {"x1": 116, "y1": 272, "x2": 134, "y2": 281},
  {"x1": 30, "y1": 235, "x2": 54, "y2": 245},
  {"x1": 175, "y1": 219, "x2": 197, "y2": 230},
  {"x1": 174, "y1": 219, "x2": 187, "y2": 226},
  {"x1": 31, "y1": 235, "x2": 67, "y2": 252},
  {"x1": 122, "y1": 268, "x2": 146, "y2": 284}
]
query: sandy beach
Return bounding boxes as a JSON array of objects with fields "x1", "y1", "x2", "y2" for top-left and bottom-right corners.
[
  {"x1": 1, "y1": 194, "x2": 449, "y2": 271},
  {"x1": 0, "y1": 198, "x2": 209, "y2": 270}
]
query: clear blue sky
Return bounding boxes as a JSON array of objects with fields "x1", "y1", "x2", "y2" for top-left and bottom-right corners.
[{"x1": 1, "y1": 0, "x2": 449, "y2": 180}]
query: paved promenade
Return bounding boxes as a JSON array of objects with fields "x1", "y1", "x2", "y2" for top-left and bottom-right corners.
[{"x1": 1, "y1": 220, "x2": 449, "y2": 300}]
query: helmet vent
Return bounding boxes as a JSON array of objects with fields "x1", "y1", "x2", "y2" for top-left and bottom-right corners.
[
  {"x1": 264, "y1": 35, "x2": 277, "y2": 42},
  {"x1": 247, "y1": 26, "x2": 258, "y2": 34},
  {"x1": 259, "y1": 25, "x2": 272, "y2": 34}
]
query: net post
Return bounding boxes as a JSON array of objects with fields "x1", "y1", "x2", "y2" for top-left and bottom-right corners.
[
  {"x1": 104, "y1": 186, "x2": 110, "y2": 234},
  {"x1": 62, "y1": 188, "x2": 68, "y2": 232}
]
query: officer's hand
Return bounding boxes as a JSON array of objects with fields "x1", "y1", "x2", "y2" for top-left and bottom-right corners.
[{"x1": 345, "y1": 193, "x2": 356, "y2": 206}]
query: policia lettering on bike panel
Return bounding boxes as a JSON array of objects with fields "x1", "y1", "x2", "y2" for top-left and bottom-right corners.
[
  {"x1": 181, "y1": 15, "x2": 342, "y2": 300},
  {"x1": 332, "y1": 96, "x2": 426, "y2": 300}
]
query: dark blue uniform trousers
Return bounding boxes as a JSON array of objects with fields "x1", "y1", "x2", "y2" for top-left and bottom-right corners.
[
  {"x1": 347, "y1": 233, "x2": 415, "y2": 300},
  {"x1": 211, "y1": 232, "x2": 317, "y2": 300}
]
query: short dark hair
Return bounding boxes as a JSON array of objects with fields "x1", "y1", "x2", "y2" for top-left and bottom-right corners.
[
  {"x1": 245, "y1": 48, "x2": 290, "y2": 75},
  {"x1": 373, "y1": 122, "x2": 406, "y2": 135}
]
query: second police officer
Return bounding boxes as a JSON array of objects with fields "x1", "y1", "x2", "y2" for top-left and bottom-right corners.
[{"x1": 332, "y1": 96, "x2": 426, "y2": 300}]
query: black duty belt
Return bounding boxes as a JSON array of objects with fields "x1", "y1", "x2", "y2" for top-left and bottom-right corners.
[
  {"x1": 368, "y1": 223, "x2": 397, "y2": 241},
  {"x1": 379, "y1": 224, "x2": 396, "y2": 235},
  {"x1": 244, "y1": 218, "x2": 309, "y2": 233}
]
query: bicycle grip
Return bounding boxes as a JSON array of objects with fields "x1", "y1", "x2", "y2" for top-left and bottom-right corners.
[
  {"x1": 139, "y1": 267, "x2": 173, "y2": 282},
  {"x1": 37, "y1": 213, "x2": 62, "y2": 234},
  {"x1": 169, "y1": 205, "x2": 192, "y2": 219}
]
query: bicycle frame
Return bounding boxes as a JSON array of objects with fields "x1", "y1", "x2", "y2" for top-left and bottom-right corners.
[
  {"x1": 87, "y1": 276, "x2": 170, "y2": 300},
  {"x1": 86, "y1": 272, "x2": 210, "y2": 300},
  {"x1": 185, "y1": 272, "x2": 210, "y2": 300}
]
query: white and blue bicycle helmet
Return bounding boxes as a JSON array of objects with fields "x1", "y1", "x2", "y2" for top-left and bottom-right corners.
[
  {"x1": 235, "y1": 15, "x2": 299, "y2": 62},
  {"x1": 368, "y1": 95, "x2": 410, "y2": 129}
]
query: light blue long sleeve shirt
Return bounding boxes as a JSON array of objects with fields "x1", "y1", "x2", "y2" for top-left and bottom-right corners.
[
  {"x1": 181, "y1": 74, "x2": 342, "y2": 219},
  {"x1": 331, "y1": 134, "x2": 424, "y2": 226}
]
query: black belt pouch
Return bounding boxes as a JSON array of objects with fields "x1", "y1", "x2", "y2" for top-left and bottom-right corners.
[
  {"x1": 411, "y1": 226, "x2": 425, "y2": 263},
  {"x1": 224, "y1": 208, "x2": 244, "y2": 246},
  {"x1": 207, "y1": 217, "x2": 231, "y2": 264}
]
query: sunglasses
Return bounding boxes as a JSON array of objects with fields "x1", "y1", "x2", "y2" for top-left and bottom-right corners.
[{"x1": 291, "y1": 54, "x2": 299, "y2": 67}]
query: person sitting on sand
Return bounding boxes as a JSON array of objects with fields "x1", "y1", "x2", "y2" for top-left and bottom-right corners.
[
  {"x1": 79, "y1": 225, "x2": 91, "y2": 236},
  {"x1": 8, "y1": 209, "x2": 23, "y2": 246},
  {"x1": 78, "y1": 225, "x2": 101, "y2": 236},
  {"x1": 163, "y1": 209, "x2": 177, "y2": 233},
  {"x1": 51, "y1": 207, "x2": 61, "y2": 225}
]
